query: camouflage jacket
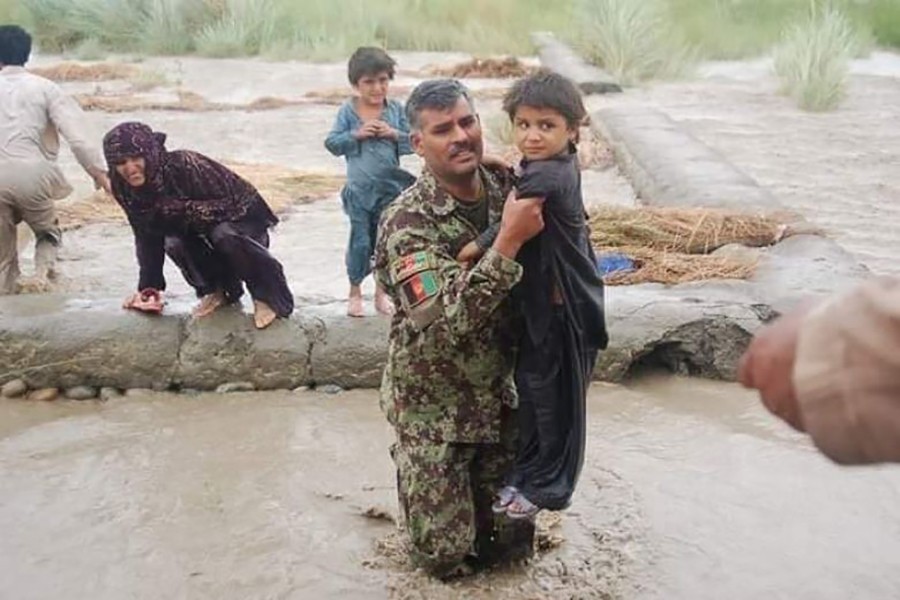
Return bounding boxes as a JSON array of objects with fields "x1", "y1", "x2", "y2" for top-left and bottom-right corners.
[{"x1": 374, "y1": 166, "x2": 522, "y2": 444}]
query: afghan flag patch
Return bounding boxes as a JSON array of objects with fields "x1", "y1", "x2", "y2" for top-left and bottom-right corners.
[
  {"x1": 400, "y1": 271, "x2": 440, "y2": 307},
  {"x1": 392, "y1": 251, "x2": 435, "y2": 283}
]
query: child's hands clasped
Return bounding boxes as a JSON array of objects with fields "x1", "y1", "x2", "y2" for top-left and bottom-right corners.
[
  {"x1": 456, "y1": 241, "x2": 484, "y2": 267},
  {"x1": 355, "y1": 120, "x2": 397, "y2": 140},
  {"x1": 354, "y1": 121, "x2": 379, "y2": 140}
]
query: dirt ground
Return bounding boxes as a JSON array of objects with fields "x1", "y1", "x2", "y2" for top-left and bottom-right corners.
[
  {"x1": 15, "y1": 50, "x2": 898, "y2": 304},
  {"x1": 16, "y1": 51, "x2": 634, "y2": 307}
]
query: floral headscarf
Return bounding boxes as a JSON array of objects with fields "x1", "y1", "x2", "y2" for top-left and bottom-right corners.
[{"x1": 103, "y1": 121, "x2": 167, "y2": 192}]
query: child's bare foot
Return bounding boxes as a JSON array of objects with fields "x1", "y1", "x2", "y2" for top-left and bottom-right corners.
[
  {"x1": 254, "y1": 300, "x2": 278, "y2": 329},
  {"x1": 193, "y1": 290, "x2": 227, "y2": 318},
  {"x1": 347, "y1": 294, "x2": 364, "y2": 318},
  {"x1": 374, "y1": 287, "x2": 394, "y2": 316}
]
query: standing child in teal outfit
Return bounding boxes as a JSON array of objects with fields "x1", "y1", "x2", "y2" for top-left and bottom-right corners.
[{"x1": 325, "y1": 47, "x2": 415, "y2": 317}]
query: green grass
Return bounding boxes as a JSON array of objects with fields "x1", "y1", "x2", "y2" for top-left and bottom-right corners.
[
  {"x1": 774, "y1": 6, "x2": 857, "y2": 111},
  {"x1": 576, "y1": 0, "x2": 694, "y2": 85},
  {"x1": 10, "y1": 0, "x2": 900, "y2": 67},
  {"x1": 0, "y1": 0, "x2": 28, "y2": 23},
  {"x1": 852, "y1": 0, "x2": 900, "y2": 48},
  {"x1": 670, "y1": 0, "x2": 897, "y2": 59}
]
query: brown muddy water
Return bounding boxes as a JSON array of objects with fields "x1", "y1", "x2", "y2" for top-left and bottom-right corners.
[{"x1": 2, "y1": 378, "x2": 899, "y2": 600}]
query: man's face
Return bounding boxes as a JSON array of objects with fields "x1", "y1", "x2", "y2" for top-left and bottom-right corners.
[
  {"x1": 115, "y1": 156, "x2": 147, "y2": 188},
  {"x1": 411, "y1": 97, "x2": 483, "y2": 181},
  {"x1": 353, "y1": 71, "x2": 391, "y2": 108}
]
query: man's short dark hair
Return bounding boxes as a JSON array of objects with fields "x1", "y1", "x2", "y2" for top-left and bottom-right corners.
[
  {"x1": 502, "y1": 69, "x2": 586, "y2": 130},
  {"x1": 347, "y1": 46, "x2": 396, "y2": 85},
  {"x1": 405, "y1": 79, "x2": 474, "y2": 131},
  {"x1": 0, "y1": 25, "x2": 32, "y2": 66}
]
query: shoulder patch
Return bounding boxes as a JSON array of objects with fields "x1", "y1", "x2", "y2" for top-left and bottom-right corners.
[
  {"x1": 391, "y1": 251, "x2": 436, "y2": 283},
  {"x1": 400, "y1": 271, "x2": 440, "y2": 307}
]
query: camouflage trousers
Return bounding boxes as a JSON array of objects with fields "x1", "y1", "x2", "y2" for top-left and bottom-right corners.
[{"x1": 390, "y1": 415, "x2": 535, "y2": 578}]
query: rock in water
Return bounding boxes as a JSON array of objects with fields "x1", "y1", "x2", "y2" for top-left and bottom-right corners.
[
  {"x1": 317, "y1": 384, "x2": 344, "y2": 395},
  {"x1": 1, "y1": 379, "x2": 28, "y2": 398},
  {"x1": 29, "y1": 388, "x2": 59, "y2": 402},
  {"x1": 65, "y1": 386, "x2": 98, "y2": 400},
  {"x1": 99, "y1": 387, "x2": 123, "y2": 401},
  {"x1": 216, "y1": 381, "x2": 256, "y2": 394}
]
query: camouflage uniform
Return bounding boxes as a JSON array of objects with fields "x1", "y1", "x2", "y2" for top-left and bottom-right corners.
[{"x1": 374, "y1": 166, "x2": 535, "y2": 578}]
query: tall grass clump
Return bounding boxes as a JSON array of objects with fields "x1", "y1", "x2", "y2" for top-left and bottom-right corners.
[
  {"x1": 22, "y1": 0, "x2": 216, "y2": 54},
  {"x1": 774, "y1": 6, "x2": 858, "y2": 111},
  {"x1": 141, "y1": 0, "x2": 216, "y2": 55},
  {"x1": 575, "y1": 0, "x2": 693, "y2": 85},
  {"x1": 194, "y1": 0, "x2": 279, "y2": 57}
]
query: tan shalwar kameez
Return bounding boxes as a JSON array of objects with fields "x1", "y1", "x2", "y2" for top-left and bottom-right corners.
[
  {"x1": 0, "y1": 66, "x2": 105, "y2": 293},
  {"x1": 794, "y1": 277, "x2": 900, "y2": 464}
]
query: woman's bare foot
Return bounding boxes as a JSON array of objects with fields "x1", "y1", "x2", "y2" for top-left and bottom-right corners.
[
  {"x1": 254, "y1": 300, "x2": 277, "y2": 329},
  {"x1": 374, "y1": 287, "x2": 394, "y2": 316},
  {"x1": 193, "y1": 290, "x2": 227, "y2": 318}
]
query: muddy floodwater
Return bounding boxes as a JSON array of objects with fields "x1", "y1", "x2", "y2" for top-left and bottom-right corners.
[{"x1": 2, "y1": 377, "x2": 899, "y2": 599}]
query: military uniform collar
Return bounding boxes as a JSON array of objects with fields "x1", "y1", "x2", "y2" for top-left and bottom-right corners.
[{"x1": 421, "y1": 166, "x2": 499, "y2": 218}]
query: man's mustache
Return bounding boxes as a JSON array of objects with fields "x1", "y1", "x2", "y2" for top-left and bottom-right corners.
[{"x1": 449, "y1": 142, "x2": 476, "y2": 158}]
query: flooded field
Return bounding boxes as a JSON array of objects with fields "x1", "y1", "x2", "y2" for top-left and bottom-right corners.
[{"x1": 2, "y1": 378, "x2": 899, "y2": 599}]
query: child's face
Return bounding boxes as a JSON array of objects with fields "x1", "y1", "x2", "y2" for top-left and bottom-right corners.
[
  {"x1": 353, "y1": 71, "x2": 391, "y2": 108},
  {"x1": 512, "y1": 105, "x2": 577, "y2": 161}
]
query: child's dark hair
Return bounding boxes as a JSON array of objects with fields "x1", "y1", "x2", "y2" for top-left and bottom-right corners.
[
  {"x1": 502, "y1": 68, "x2": 586, "y2": 130},
  {"x1": 0, "y1": 25, "x2": 32, "y2": 66},
  {"x1": 347, "y1": 46, "x2": 396, "y2": 85}
]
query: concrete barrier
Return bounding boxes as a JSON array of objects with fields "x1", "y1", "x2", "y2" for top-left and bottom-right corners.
[
  {"x1": 0, "y1": 99, "x2": 871, "y2": 393},
  {"x1": 532, "y1": 32, "x2": 622, "y2": 95},
  {"x1": 593, "y1": 107, "x2": 783, "y2": 213}
]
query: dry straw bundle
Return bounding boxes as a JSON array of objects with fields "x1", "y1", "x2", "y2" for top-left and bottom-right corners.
[
  {"x1": 425, "y1": 56, "x2": 534, "y2": 79},
  {"x1": 30, "y1": 62, "x2": 139, "y2": 82},
  {"x1": 589, "y1": 205, "x2": 794, "y2": 285}
]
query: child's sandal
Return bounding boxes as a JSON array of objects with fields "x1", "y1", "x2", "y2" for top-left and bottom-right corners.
[
  {"x1": 506, "y1": 493, "x2": 540, "y2": 520},
  {"x1": 491, "y1": 485, "x2": 518, "y2": 514}
]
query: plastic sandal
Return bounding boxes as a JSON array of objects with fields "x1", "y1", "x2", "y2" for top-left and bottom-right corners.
[
  {"x1": 131, "y1": 288, "x2": 164, "y2": 314},
  {"x1": 505, "y1": 493, "x2": 540, "y2": 520},
  {"x1": 492, "y1": 485, "x2": 519, "y2": 514}
]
